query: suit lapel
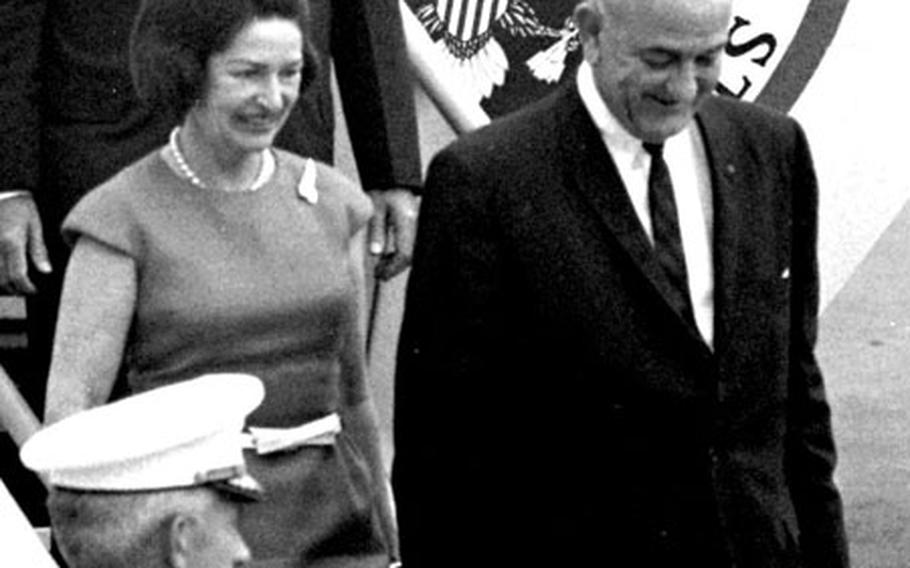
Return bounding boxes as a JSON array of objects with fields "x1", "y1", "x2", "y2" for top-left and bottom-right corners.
[
  {"x1": 696, "y1": 99, "x2": 744, "y2": 355},
  {"x1": 554, "y1": 86, "x2": 704, "y2": 343}
]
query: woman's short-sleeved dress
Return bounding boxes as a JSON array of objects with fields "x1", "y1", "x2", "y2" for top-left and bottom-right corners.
[{"x1": 63, "y1": 148, "x2": 388, "y2": 568}]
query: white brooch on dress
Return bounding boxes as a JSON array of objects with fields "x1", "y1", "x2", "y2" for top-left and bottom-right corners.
[{"x1": 297, "y1": 158, "x2": 318, "y2": 204}]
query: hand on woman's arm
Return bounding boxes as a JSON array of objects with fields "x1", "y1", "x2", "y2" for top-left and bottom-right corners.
[{"x1": 44, "y1": 238, "x2": 137, "y2": 424}]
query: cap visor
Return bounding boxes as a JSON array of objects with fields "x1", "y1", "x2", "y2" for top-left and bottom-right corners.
[{"x1": 210, "y1": 473, "x2": 264, "y2": 502}]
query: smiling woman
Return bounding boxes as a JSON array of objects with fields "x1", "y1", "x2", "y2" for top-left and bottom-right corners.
[
  {"x1": 174, "y1": 18, "x2": 305, "y2": 192},
  {"x1": 41, "y1": 0, "x2": 399, "y2": 566},
  {"x1": 129, "y1": 0, "x2": 319, "y2": 194}
]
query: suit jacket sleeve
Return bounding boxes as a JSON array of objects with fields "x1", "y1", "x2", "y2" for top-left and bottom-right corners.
[
  {"x1": 786, "y1": 121, "x2": 850, "y2": 568},
  {"x1": 331, "y1": 0, "x2": 423, "y2": 192},
  {"x1": 0, "y1": 0, "x2": 46, "y2": 192},
  {"x1": 392, "y1": 145, "x2": 510, "y2": 563}
]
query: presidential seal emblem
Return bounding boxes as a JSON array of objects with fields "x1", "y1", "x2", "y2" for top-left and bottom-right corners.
[
  {"x1": 411, "y1": 0, "x2": 567, "y2": 102},
  {"x1": 404, "y1": 0, "x2": 849, "y2": 117}
]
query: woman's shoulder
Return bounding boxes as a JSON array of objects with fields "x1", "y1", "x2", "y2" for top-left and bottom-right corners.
[
  {"x1": 272, "y1": 149, "x2": 358, "y2": 193},
  {"x1": 63, "y1": 149, "x2": 170, "y2": 251},
  {"x1": 273, "y1": 149, "x2": 373, "y2": 233},
  {"x1": 76, "y1": 150, "x2": 167, "y2": 211}
]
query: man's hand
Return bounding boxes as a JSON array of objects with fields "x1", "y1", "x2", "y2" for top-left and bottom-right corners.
[
  {"x1": 0, "y1": 193, "x2": 51, "y2": 294},
  {"x1": 367, "y1": 189, "x2": 419, "y2": 281}
]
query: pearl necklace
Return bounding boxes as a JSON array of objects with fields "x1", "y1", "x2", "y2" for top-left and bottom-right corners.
[
  {"x1": 168, "y1": 127, "x2": 207, "y2": 189},
  {"x1": 168, "y1": 127, "x2": 273, "y2": 192}
]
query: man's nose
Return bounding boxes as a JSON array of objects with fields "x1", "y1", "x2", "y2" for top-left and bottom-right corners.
[{"x1": 666, "y1": 61, "x2": 699, "y2": 102}]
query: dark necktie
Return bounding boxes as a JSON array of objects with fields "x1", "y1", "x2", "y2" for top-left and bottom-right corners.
[{"x1": 643, "y1": 142, "x2": 695, "y2": 324}]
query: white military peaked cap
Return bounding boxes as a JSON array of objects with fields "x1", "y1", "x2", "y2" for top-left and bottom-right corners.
[{"x1": 20, "y1": 373, "x2": 265, "y2": 500}]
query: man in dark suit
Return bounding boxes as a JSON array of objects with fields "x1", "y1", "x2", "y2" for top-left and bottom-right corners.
[
  {"x1": 392, "y1": 0, "x2": 849, "y2": 566},
  {"x1": 0, "y1": 0, "x2": 420, "y2": 523}
]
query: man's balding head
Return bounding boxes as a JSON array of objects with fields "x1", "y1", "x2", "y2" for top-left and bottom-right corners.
[{"x1": 574, "y1": 0, "x2": 733, "y2": 142}]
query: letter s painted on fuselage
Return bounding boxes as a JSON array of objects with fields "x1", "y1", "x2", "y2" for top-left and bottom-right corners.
[{"x1": 718, "y1": 16, "x2": 778, "y2": 99}]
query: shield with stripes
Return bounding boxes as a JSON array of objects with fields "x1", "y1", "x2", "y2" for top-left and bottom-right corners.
[
  {"x1": 435, "y1": 0, "x2": 509, "y2": 56},
  {"x1": 409, "y1": 0, "x2": 562, "y2": 104}
]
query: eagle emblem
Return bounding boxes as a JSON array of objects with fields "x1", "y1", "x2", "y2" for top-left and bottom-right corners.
[{"x1": 412, "y1": 0, "x2": 580, "y2": 103}]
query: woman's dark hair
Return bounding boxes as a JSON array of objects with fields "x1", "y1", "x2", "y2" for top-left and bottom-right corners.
[{"x1": 129, "y1": 0, "x2": 320, "y2": 117}]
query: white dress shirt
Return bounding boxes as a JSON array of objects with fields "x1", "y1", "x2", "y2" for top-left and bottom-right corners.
[{"x1": 576, "y1": 62, "x2": 715, "y2": 347}]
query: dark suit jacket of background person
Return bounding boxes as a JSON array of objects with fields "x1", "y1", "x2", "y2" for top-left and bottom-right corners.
[
  {"x1": 392, "y1": 84, "x2": 849, "y2": 568},
  {"x1": 0, "y1": 0, "x2": 421, "y2": 395}
]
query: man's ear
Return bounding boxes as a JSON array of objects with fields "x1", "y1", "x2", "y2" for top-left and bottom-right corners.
[
  {"x1": 167, "y1": 513, "x2": 198, "y2": 568},
  {"x1": 574, "y1": 2, "x2": 604, "y2": 64}
]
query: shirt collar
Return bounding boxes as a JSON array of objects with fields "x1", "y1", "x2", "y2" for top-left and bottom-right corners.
[
  {"x1": 576, "y1": 61, "x2": 642, "y2": 156},
  {"x1": 577, "y1": 61, "x2": 697, "y2": 163}
]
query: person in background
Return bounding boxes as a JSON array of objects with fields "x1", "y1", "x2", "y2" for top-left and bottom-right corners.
[
  {"x1": 21, "y1": 373, "x2": 265, "y2": 568},
  {"x1": 391, "y1": 0, "x2": 849, "y2": 566},
  {"x1": 43, "y1": 0, "x2": 398, "y2": 566}
]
